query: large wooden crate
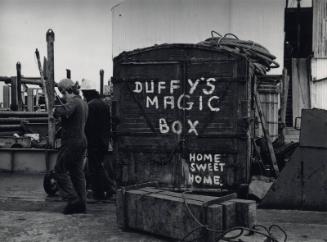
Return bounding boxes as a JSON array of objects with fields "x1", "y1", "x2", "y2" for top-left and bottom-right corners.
[
  {"x1": 116, "y1": 185, "x2": 256, "y2": 241},
  {"x1": 113, "y1": 44, "x2": 254, "y2": 192}
]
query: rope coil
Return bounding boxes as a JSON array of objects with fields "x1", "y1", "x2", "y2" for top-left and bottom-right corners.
[{"x1": 199, "y1": 32, "x2": 280, "y2": 76}]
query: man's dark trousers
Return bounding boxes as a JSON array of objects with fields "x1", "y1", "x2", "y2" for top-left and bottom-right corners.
[{"x1": 55, "y1": 140, "x2": 87, "y2": 204}]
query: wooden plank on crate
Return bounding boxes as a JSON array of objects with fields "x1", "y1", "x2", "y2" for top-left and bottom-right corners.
[
  {"x1": 206, "y1": 204, "x2": 223, "y2": 241},
  {"x1": 231, "y1": 199, "x2": 256, "y2": 228},
  {"x1": 139, "y1": 187, "x2": 237, "y2": 204},
  {"x1": 124, "y1": 189, "x2": 215, "y2": 241},
  {"x1": 116, "y1": 182, "x2": 159, "y2": 228},
  {"x1": 221, "y1": 200, "x2": 237, "y2": 230}
]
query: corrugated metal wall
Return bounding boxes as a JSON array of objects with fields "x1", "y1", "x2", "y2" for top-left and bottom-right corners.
[
  {"x1": 292, "y1": 59, "x2": 310, "y2": 121},
  {"x1": 311, "y1": 80, "x2": 327, "y2": 110},
  {"x1": 112, "y1": 0, "x2": 285, "y2": 74},
  {"x1": 313, "y1": 0, "x2": 327, "y2": 58},
  {"x1": 310, "y1": 0, "x2": 327, "y2": 110},
  {"x1": 311, "y1": 58, "x2": 327, "y2": 81},
  {"x1": 311, "y1": 59, "x2": 327, "y2": 109}
]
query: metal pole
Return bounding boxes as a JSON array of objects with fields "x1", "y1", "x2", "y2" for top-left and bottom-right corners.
[
  {"x1": 100, "y1": 69, "x2": 104, "y2": 95},
  {"x1": 16, "y1": 62, "x2": 22, "y2": 110}
]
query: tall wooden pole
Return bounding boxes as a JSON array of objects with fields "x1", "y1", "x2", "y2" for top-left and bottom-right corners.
[
  {"x1": 100, "y1": 69, "x2": 104, "y2": 95},
  {"x1": 66, "y1": 69, "x2": 71, "y2": 79},
  {"x1": 46, "y1": 29, "x2": 55, "y2": 148},
  {"x1": 16, "y1": 62, "x2": 23, "y2": 110},
  {"x1": 10, "y1": 77, "x2": 18, "y2": 111}
]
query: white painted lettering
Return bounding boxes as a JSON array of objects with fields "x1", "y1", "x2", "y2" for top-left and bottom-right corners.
[
  {"x1": 195, "y1": 175, "x2": 202, "y2": 184},
  {"x1": 170, "y1": 80, "x2": 180, "y2": 94},
  {"x1": 190, "y1": 163, "x2": 196, "y2": 172},
  {"x1": 189, "y1": 153, "x2": 196, "y2": 162},
  {"x1": 203, "y1": 154, "x2": 212, "y2": 162},
  {"x1": 189, "y1": 174, "x2": 194, "y2": 183},
  {"x1": 188, "y1": 120, "x2": 199, "y2": 136},
  {"x1": 146, "y1": 96, "x2": 159, "y2": 109},
  {"x1": 203, "y1": 176, "x2": 213, "y2": 185},
  {"x1": 163, "y1": 96, "x2": 175, "y2": 109},
  {"x1": 214, "y1": 154, "x2": 221, "y2": 162},
  {"x1": 145, "y1": 81, "x2": 154, "y2": 93},
  {"x1": 213, "y1": 176, "x2": 221, "y2": 185},
  {"x1": 133, "y1": 81, "x2": 143, "y2": 93},
  {"x1": 158, "y1": 81, "x2": 166, "y2": 94},
  {"x1": 188, "y1": 78, "x2": 200, "y2": 94},
  {"x1": 219, "y1": 163, "x2": 225, "y2": 172},
  {"x1": 208, "y1": 96, "x2": 220, "y2": 112},
  {"x1": 171, "y1": 121, "x2": 182, "y2": 135},
  {"x1": 159, "y1": 118, "x2": 169, "y2": 134},
  {"x1": 199, "y1": 96, "x2": 203, "y2": 111},
  {"x1": 177, "y1": 94, "x2": 193, "y2": 110},
  {"x1": 203, "y1": 78, "x2": 216, "y2": 95},
  {"x1": 196, "y1": 163, "x2": 207, "y2": 172},
  {"x1": 196, "y1": 153, "x2": 203, "y2": 161}
]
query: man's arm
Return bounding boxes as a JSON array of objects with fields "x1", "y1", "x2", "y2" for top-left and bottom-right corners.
[{"x1": 54, "y1": 99, "x2": 77, "y2": 119}]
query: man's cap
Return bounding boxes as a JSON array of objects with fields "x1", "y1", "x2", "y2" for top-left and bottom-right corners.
[{"x1": 58, "y1": 78, "x2": 75, "y2": 91}]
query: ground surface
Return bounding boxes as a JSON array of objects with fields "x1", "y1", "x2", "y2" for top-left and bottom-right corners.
[{"x1": 0, "y1": 173, "x2": 327, "y2": 242}]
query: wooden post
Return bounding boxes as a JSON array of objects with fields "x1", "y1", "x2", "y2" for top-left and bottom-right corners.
[
  {"x1": 27, "y1": 88, "x2": 34, "y2": 111},
  {"x1": 46, "y1": 29, "x2": 55, "y2": 148},
  {"x1": 16, "y1": 62, "x2": 23, "y2": 110},
  {"x1": 254, "y1": 87, "x2": 279, "y2": 177},
  {"x1": 10, "y1": 77, "x2": 18, "y2": 111},
  {"x1": 66, "y1": 69, "x2": 71, "y2": 79},
  {"x1": 280, "y1": 69, "x2": 290, "y2": 143},
  {"x1": 3, "y1": 85, "x2": 10, "y2": 109},
  {"x1": 100, "y1": 69, "x2": 104, "y2": 95}
]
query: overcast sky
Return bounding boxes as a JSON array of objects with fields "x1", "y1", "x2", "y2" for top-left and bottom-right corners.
[
  {"x1": 0, "y1": 0, "x2": 120, "y2": 92},
  {"x1": 0, "y1": 0, "x2": 312, "y2": 99}
]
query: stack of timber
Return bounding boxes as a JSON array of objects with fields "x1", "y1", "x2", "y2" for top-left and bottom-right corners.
[
  {"x1": 117, "y1": 184, "x2": 256, "y2": 241},
  {"x1": 0, "y1": 111, "x2": 48, "y2": 147}
]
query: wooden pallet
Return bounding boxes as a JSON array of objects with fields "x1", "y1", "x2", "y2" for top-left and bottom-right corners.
[{"x1": 116, "y1": 184, "x2": 256, "y2": 241}]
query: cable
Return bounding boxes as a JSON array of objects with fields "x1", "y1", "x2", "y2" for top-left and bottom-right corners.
[
  {"x1": 179, "y1": 190, "x2": 288, "y2": 242},
  {"x1": 269, "y1": 224, "x2": 288, "y2": 242},
  {"x1": 199, "y1": 32, "x2": 280, "y2": 76}
]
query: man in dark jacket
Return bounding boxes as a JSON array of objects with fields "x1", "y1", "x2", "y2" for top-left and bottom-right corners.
[
  {"x1": 83, "y1": 89, "x2": 113, "y2": 200},
  {"x1": 54, "y1": 79, "x2": 88, "y2": 214}
]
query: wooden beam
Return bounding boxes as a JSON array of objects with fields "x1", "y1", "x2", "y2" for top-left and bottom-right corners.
[
  {"x1": 27, "y1": 88, "x2": 34, "y2": 112},
  {"x1": 254, "y1": 86, "x2": 279, "y2": 177},
  {"x1": 46, "y1": 29, "x2": 56, "y2": 148},
  {"x1": 66, "y1": 69, "x2": 71, "y2": 79},
  {"x1": 280, "y1": 69, "x2": 290, "y2": 143},
  {"x1": 3, "y1": 85, "x2": 10, "y2": 109},
  {"x1": 10, "y1": 77, "x2": 18, "y2": 111},
  {"x1": 100, "y1": 69, "x2": 104, "y2": 95},
  {"x1": 16, "y1": 62, "x2": 23, "y2": 111}
]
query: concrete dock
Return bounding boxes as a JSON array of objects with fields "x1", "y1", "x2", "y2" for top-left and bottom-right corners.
[{"x1": 0, "y1": 173, "x2": 327, "y2": 242}]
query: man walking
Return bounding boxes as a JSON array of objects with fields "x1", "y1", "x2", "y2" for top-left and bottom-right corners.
[
  {"x1": 54, "y1": 79, "x2": 88, "y2": 214},
  {"x1": 83, "y1": 89, "x2": 114, "y2": 200}
]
